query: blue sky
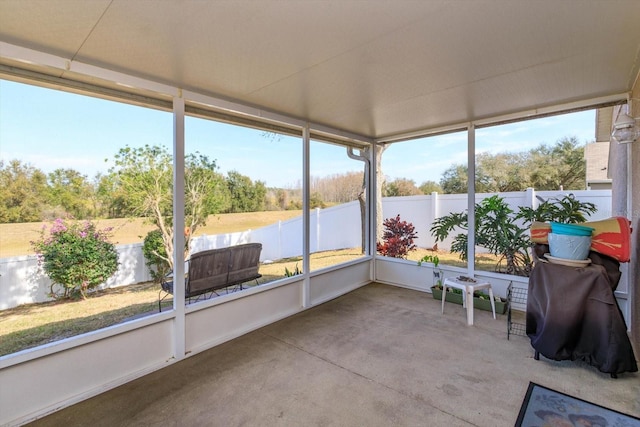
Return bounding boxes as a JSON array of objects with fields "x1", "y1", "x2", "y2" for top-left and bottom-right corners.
[{"x1": 0, "y1": 79, "x2": 596, "y2": 188}]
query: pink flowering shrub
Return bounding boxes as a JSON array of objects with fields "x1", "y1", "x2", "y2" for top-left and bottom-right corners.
[{"x1": 31, "y1": 218, "x2": 119, "y2": 299}]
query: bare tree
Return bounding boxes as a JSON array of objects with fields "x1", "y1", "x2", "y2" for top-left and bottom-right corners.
[{"x1": 108, "y1": 145, "x2": 230, "y2": 269}]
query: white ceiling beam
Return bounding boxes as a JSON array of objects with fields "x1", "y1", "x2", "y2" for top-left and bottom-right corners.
[
  {"x1": 0, "y1": 42, "x2": 68, "y2": 72},
  {"x1": 376, "y1": 93, "x2": 629, "y2": 144},
  {"x1": 0, "y1": 42, "x2": 179, "y2": 97},
  {"x1": 182, "y1": 89, "x2": 307, "y2": 129},
  {"x1": 1, "y1": 42, "x2": 369, "y2": 140}
]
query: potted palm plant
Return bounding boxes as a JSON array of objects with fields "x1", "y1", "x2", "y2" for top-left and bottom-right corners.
[
  {"x1": 429, "y1": 194, "x2": 597, "y2": 277},
  {"x1": 418, "y1": 254, "x2": 442, "y2": 287},
  {"x1": 418, "y1": 252, "x2": 507, "y2": 313},
  {"x1": 429, "y1": 283, "x2": 508, "y2": 314}
]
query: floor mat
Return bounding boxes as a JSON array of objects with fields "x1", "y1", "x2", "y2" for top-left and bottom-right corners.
[{"x1": 515, "y1": 382, "x2": 639, "y2": 426}]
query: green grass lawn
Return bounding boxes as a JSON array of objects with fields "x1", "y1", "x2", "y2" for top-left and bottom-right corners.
[
  {"x1": 0, "y1": 248, "x2": 361, "y2": 356},
  {"x1": 0, "y1": 246, "x2": 501, "y2": 356},
  {"x1": 0, "y1": 282, "x2": 161, "y2": 356},
  {"x1": 0, "y1": 209, "x2": 502, "y2": 357},
  {"x1": 0, "y1": 210, "x2": 303, "y2": 258}
]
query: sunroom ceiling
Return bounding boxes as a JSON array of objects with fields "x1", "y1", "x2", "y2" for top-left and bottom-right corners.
[{"x1": 1, "y1": 0, "x2": 639, "y2": 140}]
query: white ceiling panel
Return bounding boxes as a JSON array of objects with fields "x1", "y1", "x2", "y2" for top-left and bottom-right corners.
[
  {"x1": 1, "y1": 0, "x2": 639, "y2": 140},
  {"x1": 0, "y1": 0, "x2": 111, "y2": 58}
]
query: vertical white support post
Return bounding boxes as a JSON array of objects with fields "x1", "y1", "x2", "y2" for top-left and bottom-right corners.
[
  {"x1": 365, "y1": 146, "x2": 372, "y2": 256},
  {"x1": 370, "y1": 143, "x2": 377, "y2": 280},
  {"x1": 172, "y1": 96, "x2": 186, "y2": 360},
  {"x1": 467, "y1": 124, "x2": 476, "y2": 278},
  {"x1": 525, "y1": 187, "x2": 535, "y2": 210},
  {"x1": 624, "y1": 133, "x2": 633, "y2": 328},
  {"x1": 626, "y1": 96, "x2": 639, "y2": 349},
  {"x1": 302, "y1": 124, "x2": 311, "y2": 308}
]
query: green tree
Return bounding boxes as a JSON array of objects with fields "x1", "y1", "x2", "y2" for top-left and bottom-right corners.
[
  {"x1": 438, "y1": 137, "x2": 587, "y2": 193},
  {"x1": 440, "y1": 164, "x2": 468, "y2": 194},
  {"x1": 47, "y1": 168, "x2": 95, "y2": 219},
  {"x1": 385, "y1": 178, "x2": 422, "y2": 196},
  {"x1": 418, "y1": 180, "x2": 442, "y2": 194},
  {"x1": 225, "y1": 170, "x2": 267, "y2": 213},
  {"x1": 475, "y1": 152, "x2": 530, "y2": 192},
  {"x1": 0, "y1": 159, "x2": 48, "y2": 222},
  {"x1": 95, "y1": 172, "x2": 135, "y2": 218},
  {"x1": 108, "y1": 145, "x2": 231, "y2": 268},
  {"x1": 142, "y1": 229, "x2": 170, "y2": 284},
  {"x1": 309, "y1": 192, "x2": 326, "y2": 209},
  {"x1": 528, "y1": 136, "x2": 586, "y2": 190}
]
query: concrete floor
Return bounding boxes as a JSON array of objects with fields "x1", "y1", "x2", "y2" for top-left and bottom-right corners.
[{"x1": 27, "y1": 283, "x2": 639, "y2": 427}]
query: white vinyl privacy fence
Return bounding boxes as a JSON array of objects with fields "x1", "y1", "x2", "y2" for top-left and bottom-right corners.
[{"x1": 0, "y1": 189, "x2": 612, "y2": 309}]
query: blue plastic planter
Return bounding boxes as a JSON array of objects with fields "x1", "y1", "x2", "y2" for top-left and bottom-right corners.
[
  {"x1": 548, "y1": 233, "x2": 591, "y2": 260},
  {"x1": 550, "y1": 222, "x2": 594, "y2": 237}
]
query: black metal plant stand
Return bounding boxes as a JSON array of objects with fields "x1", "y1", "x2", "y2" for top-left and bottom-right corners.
[{"x1": 507, "y1": 282, "x2": 528, "y2": 340}]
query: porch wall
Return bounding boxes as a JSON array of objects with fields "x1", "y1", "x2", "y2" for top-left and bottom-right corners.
[{"x1": 0, "y1": 260, "x2": 372, "y2": 426}]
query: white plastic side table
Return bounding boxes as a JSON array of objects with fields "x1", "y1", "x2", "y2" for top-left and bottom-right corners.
[{"x1": 442, "y1": 277, "x2": 496, "y2": 325}]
